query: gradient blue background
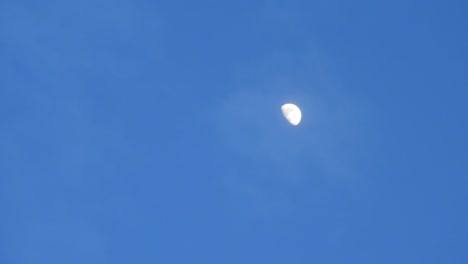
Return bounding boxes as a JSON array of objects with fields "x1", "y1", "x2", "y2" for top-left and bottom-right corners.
[{"x1": 1, "y1": 1, "x2": 467, "y2": 263}]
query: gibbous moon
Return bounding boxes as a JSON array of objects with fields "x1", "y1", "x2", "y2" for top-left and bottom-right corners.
[{"x1": 281, "y1": 103, "x2": 302, "y2": 126}]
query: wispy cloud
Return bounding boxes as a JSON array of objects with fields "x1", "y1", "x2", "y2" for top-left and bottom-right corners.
[
  {"x1": 0, "y1": 2, "x2": 164, "y2": 261},
  {"x1": 211, "y1": 50, "x2": 370, "y2": 222},
  {"x1": 0, "y1": 1, "x2": 163, "y2": 91}
]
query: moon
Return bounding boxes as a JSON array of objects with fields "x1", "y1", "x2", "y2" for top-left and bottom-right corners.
[{"x1": 281, "y1": 103, "x2": 302, "y2": 126}]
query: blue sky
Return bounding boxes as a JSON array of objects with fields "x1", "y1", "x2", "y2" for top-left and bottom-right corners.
[{"x1": 1, "y1": 0, "x2": 467, "y2": 263}]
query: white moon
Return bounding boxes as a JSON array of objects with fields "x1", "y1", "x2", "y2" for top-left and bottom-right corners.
[{"x1": 281, "y1": 103, "x2": 302, "y2": 126}]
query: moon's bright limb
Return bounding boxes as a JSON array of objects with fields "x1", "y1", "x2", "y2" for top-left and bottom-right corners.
[{"x1": 281, "y1": 103, "x2": 302, "y2": 126}]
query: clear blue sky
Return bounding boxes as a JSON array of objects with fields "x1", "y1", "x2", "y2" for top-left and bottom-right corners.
[{"x1": 1, "y1": 1, "x2": 467, "y2": 263}]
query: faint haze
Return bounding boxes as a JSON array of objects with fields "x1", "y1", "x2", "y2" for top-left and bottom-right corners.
[
  {"x1": 208, "y1": 51, "x2": 370, "y2": 221},
  {"x1": 1, "y1": 0, "x2": 466, "y2": 263}
]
